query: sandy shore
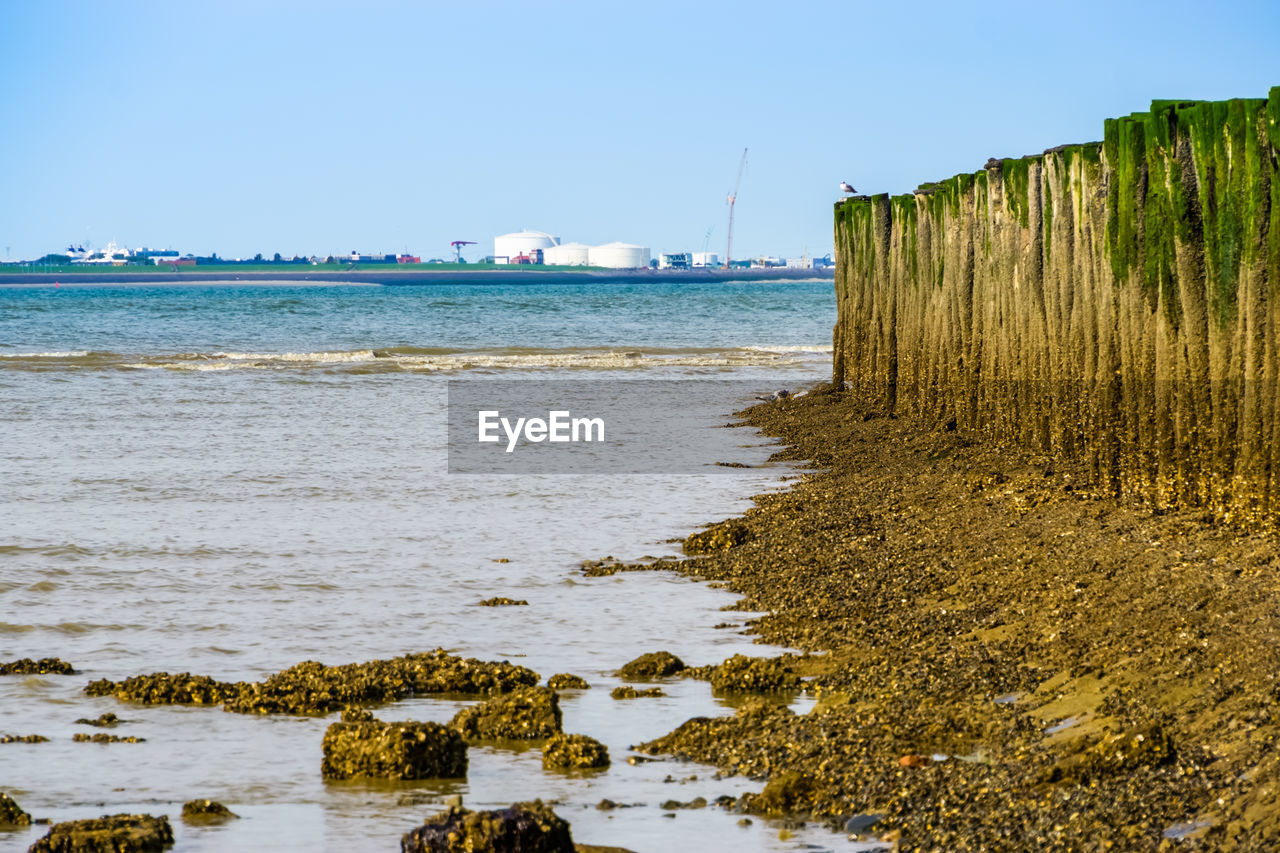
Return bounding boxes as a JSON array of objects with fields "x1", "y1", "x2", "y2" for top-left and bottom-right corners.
[{"x1": 622, "y1": 385, "x2": 1280, "y2": 850}]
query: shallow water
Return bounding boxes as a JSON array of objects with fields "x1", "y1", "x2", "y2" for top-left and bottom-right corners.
[{"x1": 0, "y1": 281, "x2": 860, "y2": 851}]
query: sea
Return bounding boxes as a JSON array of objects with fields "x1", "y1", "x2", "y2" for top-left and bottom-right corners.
[{"x1": 0, "y1": 279, "x2": 855, "y2": 852}]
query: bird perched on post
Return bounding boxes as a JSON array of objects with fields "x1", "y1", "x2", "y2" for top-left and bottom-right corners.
[{"x1": 840, "y1": 181, "x2": 857, "y2": 194}]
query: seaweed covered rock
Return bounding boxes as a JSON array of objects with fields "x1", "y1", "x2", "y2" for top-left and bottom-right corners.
[
  {"x1": 749, "y1": 771, "x2": 817, "y2": 815},
  {"x1": 449, "y1": 687, "x2": 562, "y2": 741},
  {"x1": 84, "y1": 673, "x2": 240, "y2": 705},
  {"x1": 0, "y1": 792, "x2": 31, "y2": 826},
  {"x1": 477, "y1": 597, "x2": 528, "y2": 607},
  {"x1": 27, "y1": 813, "x2": 173, "y2": 852},
  {"x1": 401, "y1": 801, "x2": 574, "y2": 853},
  {"x1": 321, "y1": 713, "x2": 467, "y2": 780},
  {"x1": 683, "y1": 519, "x2": 751, "y2": 554},
  {"x1": 542, "y1": 734, "x2": 610, "y2": 769},
  {"x1": 74, "y1": 713, "x2": 121, "y2": 728},
  {"x1": 546, "y1": 673, "x2": 589, "y2": 690},
  {"x1": 225, "y1": 650, "x2": 540, "y2": 715},
  {"x1": 0, "y1": 734, "x2": 48, "y2": 743},
  {"x1": 708, "y1": 655, "x2": 803, "y2": 693},
  {"x1": 616, "y1": 652, "x2": 685, "y2": 680},
  {"x1": 181, "y1": 800, "x2": 238, "y2": 823},
  {"x1": 0, "y1": 657, "x2": 75, "y2": 676},
  {"x1": 73, "y1": 733, "x2": 145, "y2": 743},
  {"x1": 609, "y1": 686, "x2": 664, "y2": 700}
]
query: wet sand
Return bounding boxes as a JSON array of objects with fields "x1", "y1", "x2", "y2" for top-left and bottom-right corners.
[{"x1": 626, "y1": 384, "x2": 1280, "y2": 850}]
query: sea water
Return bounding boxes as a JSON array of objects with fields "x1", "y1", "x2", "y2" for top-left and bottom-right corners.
[{"x1": 0, "y1": 279, "x2": 852, "y2": 851}]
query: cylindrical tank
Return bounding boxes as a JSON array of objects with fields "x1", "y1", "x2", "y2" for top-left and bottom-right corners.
[
  {"x1": 542, "y1": 242, "x2": 592, "y2": 266},
  {"x1": 588, "y1": 242, "x2": 651, "y2": 269},
  {"x1": 494, "y1": 230, "x2": 559, "y2": 263}
]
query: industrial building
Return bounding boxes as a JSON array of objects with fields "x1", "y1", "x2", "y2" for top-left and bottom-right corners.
[
  {"x1": 492, "y1": 231, "x2": 650, "y2": 269},
  {"x1": 494, "y1": 230, "x2": 559, "y2": 265},
  {"x1": 589, "y1": 242, "x2": 650, "y2": 269}
]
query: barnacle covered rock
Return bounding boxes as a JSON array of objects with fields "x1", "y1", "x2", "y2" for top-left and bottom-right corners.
[
  {"x1": 683, "y1": 519, "x2": 752, "y2": 554},
  {"x1": 616, "y1": 651, "x2": 685, "y2": 680},
  {"x1": 27, "y1": 813, "x2": 173, "y2": 852},
  {"x1": 0, "y1": 734, "x2": 48, "y2": 744},
  {"x1": 542, "y1": 734, "x2": 610, "y2": 769},
  {"x1": 449, "y1": 687, "x2": 562, "y2": 741},
  {"x1": 546, "y1": 673, "x2": 589, "y2": 690},
  {"x1": 181, "y1": 800, "x2": 238, "y2": 822},
  {"x1": 0, "y1": 657, "x2": 75, "y2": 675},
  {"x1": 73, "y1": 733, "x2": 145, "y2": 743},
  {"x1": 74, "y1": 713, "x2": 121, "y2": 728},
  {"x1": 83, "y1": 673, "x2": 240, "y2": 705},
  {"x1": 609, "y1": 686, "x2": 665, "y2": 700},
  {"x1": 401, "y1": 801, "x2": 574, "y2": 853},
  {"x1": 708, "y1": 655, "x2": 802, "y2": 693},
  {"x1": 478, "y1": 597, "x2": 528, "y2": 607},
  {"x1": 0, "y1": 792, "x2": 30, "y2": 826},
  {"x1": 321, "y1": 713, "x2": 467, "y2": 780}
]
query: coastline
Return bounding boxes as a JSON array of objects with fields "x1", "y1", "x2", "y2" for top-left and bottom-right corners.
[
  {"x1": 624, "y1": 385, "x2": 1280, "y2": 850},
  {"x1": 0, "y1": 268, "x2": 833, "y2": 287}
]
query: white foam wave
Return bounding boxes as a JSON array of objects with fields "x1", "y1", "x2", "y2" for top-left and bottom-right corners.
[{"x1": 0, "y1": 351, "x2": 90, "y2": 358}]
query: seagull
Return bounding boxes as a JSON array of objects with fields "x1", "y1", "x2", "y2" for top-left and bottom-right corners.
[
  {"x1": 755, "y1": 389, "x2": 792, "y2": 403},
  {"x1": 840, "y1": 181, "x2": 857, "y2": 194}
]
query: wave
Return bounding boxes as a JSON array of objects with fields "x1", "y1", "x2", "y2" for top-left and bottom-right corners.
[{"x1": 0, "y1": 345, "x2": 831, "y2": 374}]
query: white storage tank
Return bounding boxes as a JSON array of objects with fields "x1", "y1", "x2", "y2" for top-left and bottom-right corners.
[
  {"x1": 542, "y1": 242, "x2": 592, "y2": 266},
  {"x1": 589, "y1": 241, "x2": 650, "y2": 269},
  {"x1": 494, "y1": 230, "x2": 559, "y2": 264}
]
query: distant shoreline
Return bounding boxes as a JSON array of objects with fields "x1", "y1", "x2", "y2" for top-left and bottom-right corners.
[{"x1": 0, "y1": 267, "x2": 834, "y2": 286}]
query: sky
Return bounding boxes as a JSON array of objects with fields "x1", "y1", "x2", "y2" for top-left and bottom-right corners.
[{"x1": 0, "y1": 0, "x2": 1277, "y2": 263}]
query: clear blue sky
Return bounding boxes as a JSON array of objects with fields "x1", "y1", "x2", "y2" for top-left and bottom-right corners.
[{"x1": 1, "y1": 0, "x2": 1276, "y2": 262}]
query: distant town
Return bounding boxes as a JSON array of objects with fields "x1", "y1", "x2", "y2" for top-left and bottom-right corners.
[{"x1": 3, "y1": 230, "x2": 835, "y2": 272}]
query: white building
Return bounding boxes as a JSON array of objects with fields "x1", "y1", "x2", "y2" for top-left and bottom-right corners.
[
  {"x1": 494, "y1": 230, "x2": 559, "y2": 264},
  {"x1": 692, "y1": 252, "x2": 720, "y2": 268},
  {"x1": 589, "y1": 242, "x2": 650, "y2": 269},
  {"x1": 542, "y1": 242, "x2": 592, "y2": 266}
]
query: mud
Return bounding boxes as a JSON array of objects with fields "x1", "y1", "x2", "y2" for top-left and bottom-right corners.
[{"x1": 627, "y1": 387, "x2": 1280, "y2": 850}]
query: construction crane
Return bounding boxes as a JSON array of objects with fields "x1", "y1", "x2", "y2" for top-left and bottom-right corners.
[
  {"x1": 450, "y1": 240, "x2": 476, "y2": 263},
  {"x1": 725, "y1": 148, "x2": 748, "y2": 269}
]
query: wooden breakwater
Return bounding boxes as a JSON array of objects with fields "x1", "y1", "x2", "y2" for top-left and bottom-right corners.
[{"x1": 834, "y1": 88, "x2": 1280, "y2": 523}]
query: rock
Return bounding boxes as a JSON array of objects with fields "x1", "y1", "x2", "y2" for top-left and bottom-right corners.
[
  {"x1": 542, "y1": 734, "x2": 610, "y2": 769},
  {"x1": 27, "y1": 813, "x2": 173, "y2": 852},
  {"x1": 0, "y1": 792, "x2": 31, "y2": 826},
  {"x1": 609, "y1": 686, "x2": 665, "y2": 700},
  {"x1": 0, "y1": 734, "x2": 48, "y2": 743},
  {"x1": 616, "y1": 652, "x2": 685, "y2": 680},
  {"x1": 683, "y1": 519, "x2": 752, "y2": 554},
  {"x1": 844, "y1": 813, "x2": 882, "y2": 837},
  {"x1": 1046, "y1": 723, "x2": 1175, "y2": 783},
  {"x1": 752, "y1": 771, "x2": 817, "y2": 814},
  {"x1": 547, "y1": 674, "x2": 589, "y2": 690},
  {"x1": 449, "y1": 687, "x2": 562, "y2": 740},
  {"x1": 181, "y1": 800, "x2": 237, "y2": 822},
  {"x1": 478, "y1": 597, "x2": 528, "y2": 607},
  {"x1": 74, "y1": 713, "x2": 121, "y2": 728},
  {"x1": 321, "y1": 713, "x2": 467, "y2": 780},
  {"x1": 72, "y1": 733, "x2": 145, "y2": 743},
  {"x1": 0, "y1": 657, "x2": 75, "y2": 676},
  {"x1": 86, "y1": 650, "x2": 540, "y2": 716},
  {"x1": 84, "y1": 673, "x2": 240, "y2": 706},
  {"x1": 659, "y1": 797, "x2": 706, "y2": 810},
  {"x1": 708, "y1": 655, "x2": 802, "y2": 693},
  {"x1": 401, "y1": 801, "x2": 574, "y2": 853}
]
